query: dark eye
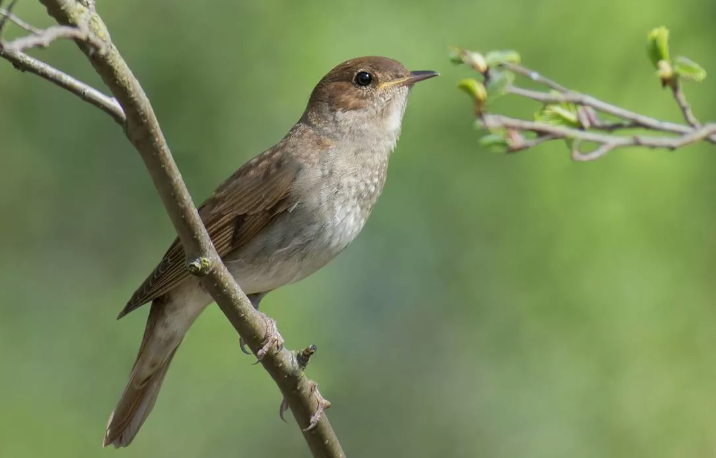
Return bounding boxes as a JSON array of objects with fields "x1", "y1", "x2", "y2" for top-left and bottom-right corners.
[{"x1": 355, "y1": 71, "x2": 372, "y2": 87}]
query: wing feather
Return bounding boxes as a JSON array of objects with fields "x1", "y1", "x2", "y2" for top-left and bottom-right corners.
[{"x1": 117, "y1": 148, "x2": 302, "y2": 319}]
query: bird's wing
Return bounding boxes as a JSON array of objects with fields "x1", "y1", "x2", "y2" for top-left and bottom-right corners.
[{"x1": 117, "y1": 148, "x2": 302, "y2": 319}]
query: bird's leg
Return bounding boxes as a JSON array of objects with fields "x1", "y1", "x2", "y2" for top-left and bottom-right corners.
[
  {"x1": 255, "y1": 312, "x2": 284, "y2": 360},
  {"x1": 304, "y1": 381, "x2": 331, "y2": 431},
  {"x1": 240, "y1": 292, "x2": 267, "y2": 355},
  {"x1": 279, "y1": 345, "x2": 317, "y2": 422}
]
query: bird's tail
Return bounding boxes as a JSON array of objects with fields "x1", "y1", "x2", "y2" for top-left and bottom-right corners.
[{"x1": 102, "y1": 301, "x2": 185, "y2": 448}]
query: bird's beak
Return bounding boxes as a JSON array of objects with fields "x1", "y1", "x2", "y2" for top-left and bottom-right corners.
[
  {"x1": 406, "y1": 70, "x2": 440, "y2": 85},
  {"x1": 379, "y1": 70, "x2": 439, "y2": 89}
]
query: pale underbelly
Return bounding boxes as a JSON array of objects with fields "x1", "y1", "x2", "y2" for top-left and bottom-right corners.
[{"x1": 222, "y1": 203, "x2": 369, "y2": 294}]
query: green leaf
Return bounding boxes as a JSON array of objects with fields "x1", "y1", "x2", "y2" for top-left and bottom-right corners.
[
  {"x1": 448, "y1": 47, "x2": 487, "y2": 72},
  {"x1": 463, "y1": 52, "x2": 487, "y2": 73},
  {"x1": 486, "y1": 70, "x2": 515, "y2": 99},
  {"x1": 535, "y1": 102, "x2": 580, "y2": 128},
  {"x1": 674, "y1": 56, "x2": 707, "y2": 82},
  {"x1": 485, "y1": 50, "x2": 521, "y2": 66},
  {"x1": 448, "y1": 46, "x2": 465, "y2": 65},
  {"x1": 647, "y1": 27, "x2": 670, "y2": 69},
  {"x1": 479, "y1": 133, "x2": 510, "y2": 153},
  {"x1": 457, "y1": 78, "x2": 487, "y2": 103}
]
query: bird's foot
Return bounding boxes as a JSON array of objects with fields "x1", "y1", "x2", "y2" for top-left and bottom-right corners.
[
  {"x1": 304, "y1": 381, "x2": 331, "y2": 431},
  {"x1": 279, "y1": 398, "x2": 290, "y2": 422},
  {"x1": 277, "y1": 345, "x2": 318, "y2": 422},
  {"x1": 239, "y1": 337, "x2": 251, "y2": 355},
  {"x1": 256, "y1": 312, "x2": 284, "y2": 360}
]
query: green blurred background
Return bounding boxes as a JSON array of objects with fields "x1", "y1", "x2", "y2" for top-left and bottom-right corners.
[{"x1": 2, "y1": 0, "x2": 716, "y2": 457}]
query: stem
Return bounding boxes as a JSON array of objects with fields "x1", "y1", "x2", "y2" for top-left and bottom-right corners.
[
  {"x1": 670, "y1": 80, "x2": 701, "y2": 128},
  {"x1": 483, "y1": 114, "x2": 716, "y2": 159},
  {"x1": 0, "y1": 47, "x2": 125, "y2": 125},
  {"x1": 507, "y1": 86, "x2": 707, "y2": 139}
]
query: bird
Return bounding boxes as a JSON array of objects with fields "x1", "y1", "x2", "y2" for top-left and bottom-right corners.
[{"x1": 102, "y1": 56, "x2": 438, "y2": 448}]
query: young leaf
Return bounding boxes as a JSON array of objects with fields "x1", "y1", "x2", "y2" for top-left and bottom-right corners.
[
  {"x1": 535, "y1": 103, "x2": 580, "y2": 128},
  {"x1": 463, "y1": 51, "x2": 488, "y2": 73},
  {"x1": 448, "y1": 46, "x2": 466, "y2": 65},
  {"x1": 485, "y1": 50, "x2": 521, "y2": 66},
  {"x1": 674, "y1": 56, "x2": 707, "y2": 82},
  {"x1": 486, "y1": 70, "x2": 515, "y2": 99},
  {"x1": 457, "y1": 78, "x2": 487, "y2": 104},
  {"x1": 646, "y1": 27, "x2": 670, "y2": 69},
  {"x1": 479, "y1": 133, "x2": 510, "y2": 153}
]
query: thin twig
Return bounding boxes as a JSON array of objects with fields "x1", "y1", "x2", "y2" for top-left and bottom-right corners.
[
  {"x1": 507, "y1": 86, "x2": 709, "y2": 139},
  {"x1": 474, "y1": 58, "x2": 715, "y2": 160},
  {"x1": 591, "y1": 120, "x2": 641, "y2": 131},
  {"x1": 507, "y1": 133, "x2": 559, "y2": 152},
  {"x1": 0, "y1": 0, "x2": 18, "y2": 35},
  {"x1": 572, "y1": 142, "x2": 617, "y2": 162},
  {"x1": 484, "y1": 114, "x2": 716, "y2": 148},
  {"x1": 0, "y1": 5, "x2": 41, "y2": 33},
  {"x1": 670, "y1": 80, "x2": 701, "y2": 128},
  {"x1": 0, "y1": 0, "x2": 120, "y2": 122},
  {"x1": 31, "y1": 1, "x2": 345, "y2": 457},
  {"x1": 482, "y1": 114, "x2": 716, "y2": 160},
  {"x1": 0, "y1": 46, "x2": 125, "y2": 124},
  {"x1": 0, "y1": 1, "x2": 105, "y2": 55},
  {"x1": 483, "y1": 114, "x2": 716, "y2": 159},
  {"x1": 2, "y1": 22, "x2": 105, "y2": 52},
  {"x1": 500, "y1": 62, "x2": 569, "y2": 92}
]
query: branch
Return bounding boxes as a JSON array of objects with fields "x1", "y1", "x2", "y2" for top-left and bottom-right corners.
[
  {"x1": 2, "y1": 22, "x2": 105, "y2": 52},
  {"x1": 0, "y1": 5, "x2": 41, "y2": 33},
  {"x1": 506, "y1": 86, "x2": 710, "y2": 139},
  {"x1": 499, "y1": 62, "x2": 569, "y2": 92},
  {"x1": 4, "y1": 1, "x2": 345, "y2": 456},
  {"x1": 670, "y1": 80, "x2": 701, "y2": 128},
  {"x1": 0, "y1": 1, "x2": 124, "y2": 125},
  {"x1": 0, "y1": 0, "x2": 104, "y2": 52},
  {"x1": 483, "y1": 114, "x2": 716, "y2": 160},
  {"x1": 452, "y1": 36, "x2": 714, "y2": 161},
  {"x1": 0, "y1": 47, "x2": 125, "y2": 124}
]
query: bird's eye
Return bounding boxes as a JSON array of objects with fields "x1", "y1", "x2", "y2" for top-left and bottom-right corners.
[{"x1": 354, "y1": 71, "x2": 372, "y2": 87}]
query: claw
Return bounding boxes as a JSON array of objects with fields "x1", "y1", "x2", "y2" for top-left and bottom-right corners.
[
  {"x1": 279, "y1": 398, "x2": 290, "y2": 423},
  {"x1": 256, "y1": 312, "x2": 284, "y2": 361},
  {"x1": 239, "y1": 337, "x2": 251, "y2": 355},
  {"x1": 303, "y1": 381, "x2": 331, "y2": 432}
]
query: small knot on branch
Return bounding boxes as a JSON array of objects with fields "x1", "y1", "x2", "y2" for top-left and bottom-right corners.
[
  {"x1": 186, "y1": 256, "x2": 211, "y2": 276},
  {"x1": 296, "y1": 344, "x2": 317, "y2": 370}
]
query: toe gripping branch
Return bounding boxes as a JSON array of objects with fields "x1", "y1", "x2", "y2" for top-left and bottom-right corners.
[{"x1": 279, "y1": 344, "x2": 331, "y2": 431}]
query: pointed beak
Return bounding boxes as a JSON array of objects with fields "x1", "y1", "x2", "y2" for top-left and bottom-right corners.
[
  {"x1": 378, "y1": 70, "x2": 439, "y2": 89},
  {"x1": 406, "y1": 70, "x2": 440, "y2": 85}
]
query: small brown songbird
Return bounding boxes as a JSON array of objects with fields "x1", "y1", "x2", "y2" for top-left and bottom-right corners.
[{"x1": 103, "y1": 56, "x2": 438, "y2": 447}]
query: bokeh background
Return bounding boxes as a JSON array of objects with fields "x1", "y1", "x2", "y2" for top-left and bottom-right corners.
[{"x1": 2, "y1": 0, "x2": 716, "y2": 457}]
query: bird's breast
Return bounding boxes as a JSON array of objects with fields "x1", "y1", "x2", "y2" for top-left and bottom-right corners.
[{"x1": 224, "y1": 146, "x2": 389, "y2": 294}]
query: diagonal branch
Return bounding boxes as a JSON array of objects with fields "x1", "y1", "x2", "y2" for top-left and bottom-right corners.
[
  {"x1": 0, "y1": 5, "x2": 41, "y2": 33},
  {"x1": 0, "y1": 46, "x2": 125, "y2": 124},
  {"x1": 499, "y1": 62, "x2": 569, "y2": 92},
  {"x1": 0, "y1": 0, "x2": 123, "y2": 124},
  {"x1": 454, "y1": 43, "x2": 714, "y2": 161},
  {"x1": 506, "y1": 86, "x2": 713, "y2": 140},
  {"x1": 33, "y1": 1, "x2": 344, "y2": 457},
  {"x1": 2, "y1": 22, "x2": 105, "y2": 52}
]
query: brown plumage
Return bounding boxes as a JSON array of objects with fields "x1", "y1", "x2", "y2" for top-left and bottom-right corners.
[
  {"x1": 103, "y1": 56, "x2": 437, "y2": 448},
  {"x1": 117, "y1": 145, "x2": 307, "y2": 318}
]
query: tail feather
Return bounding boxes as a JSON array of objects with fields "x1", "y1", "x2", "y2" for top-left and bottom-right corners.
[
  {"x1": 103, "y1": 300, "x2": 186, "y2": 448},
  {"x1": 103, "y1": 347, "x2": 179, "y2": 448}
]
